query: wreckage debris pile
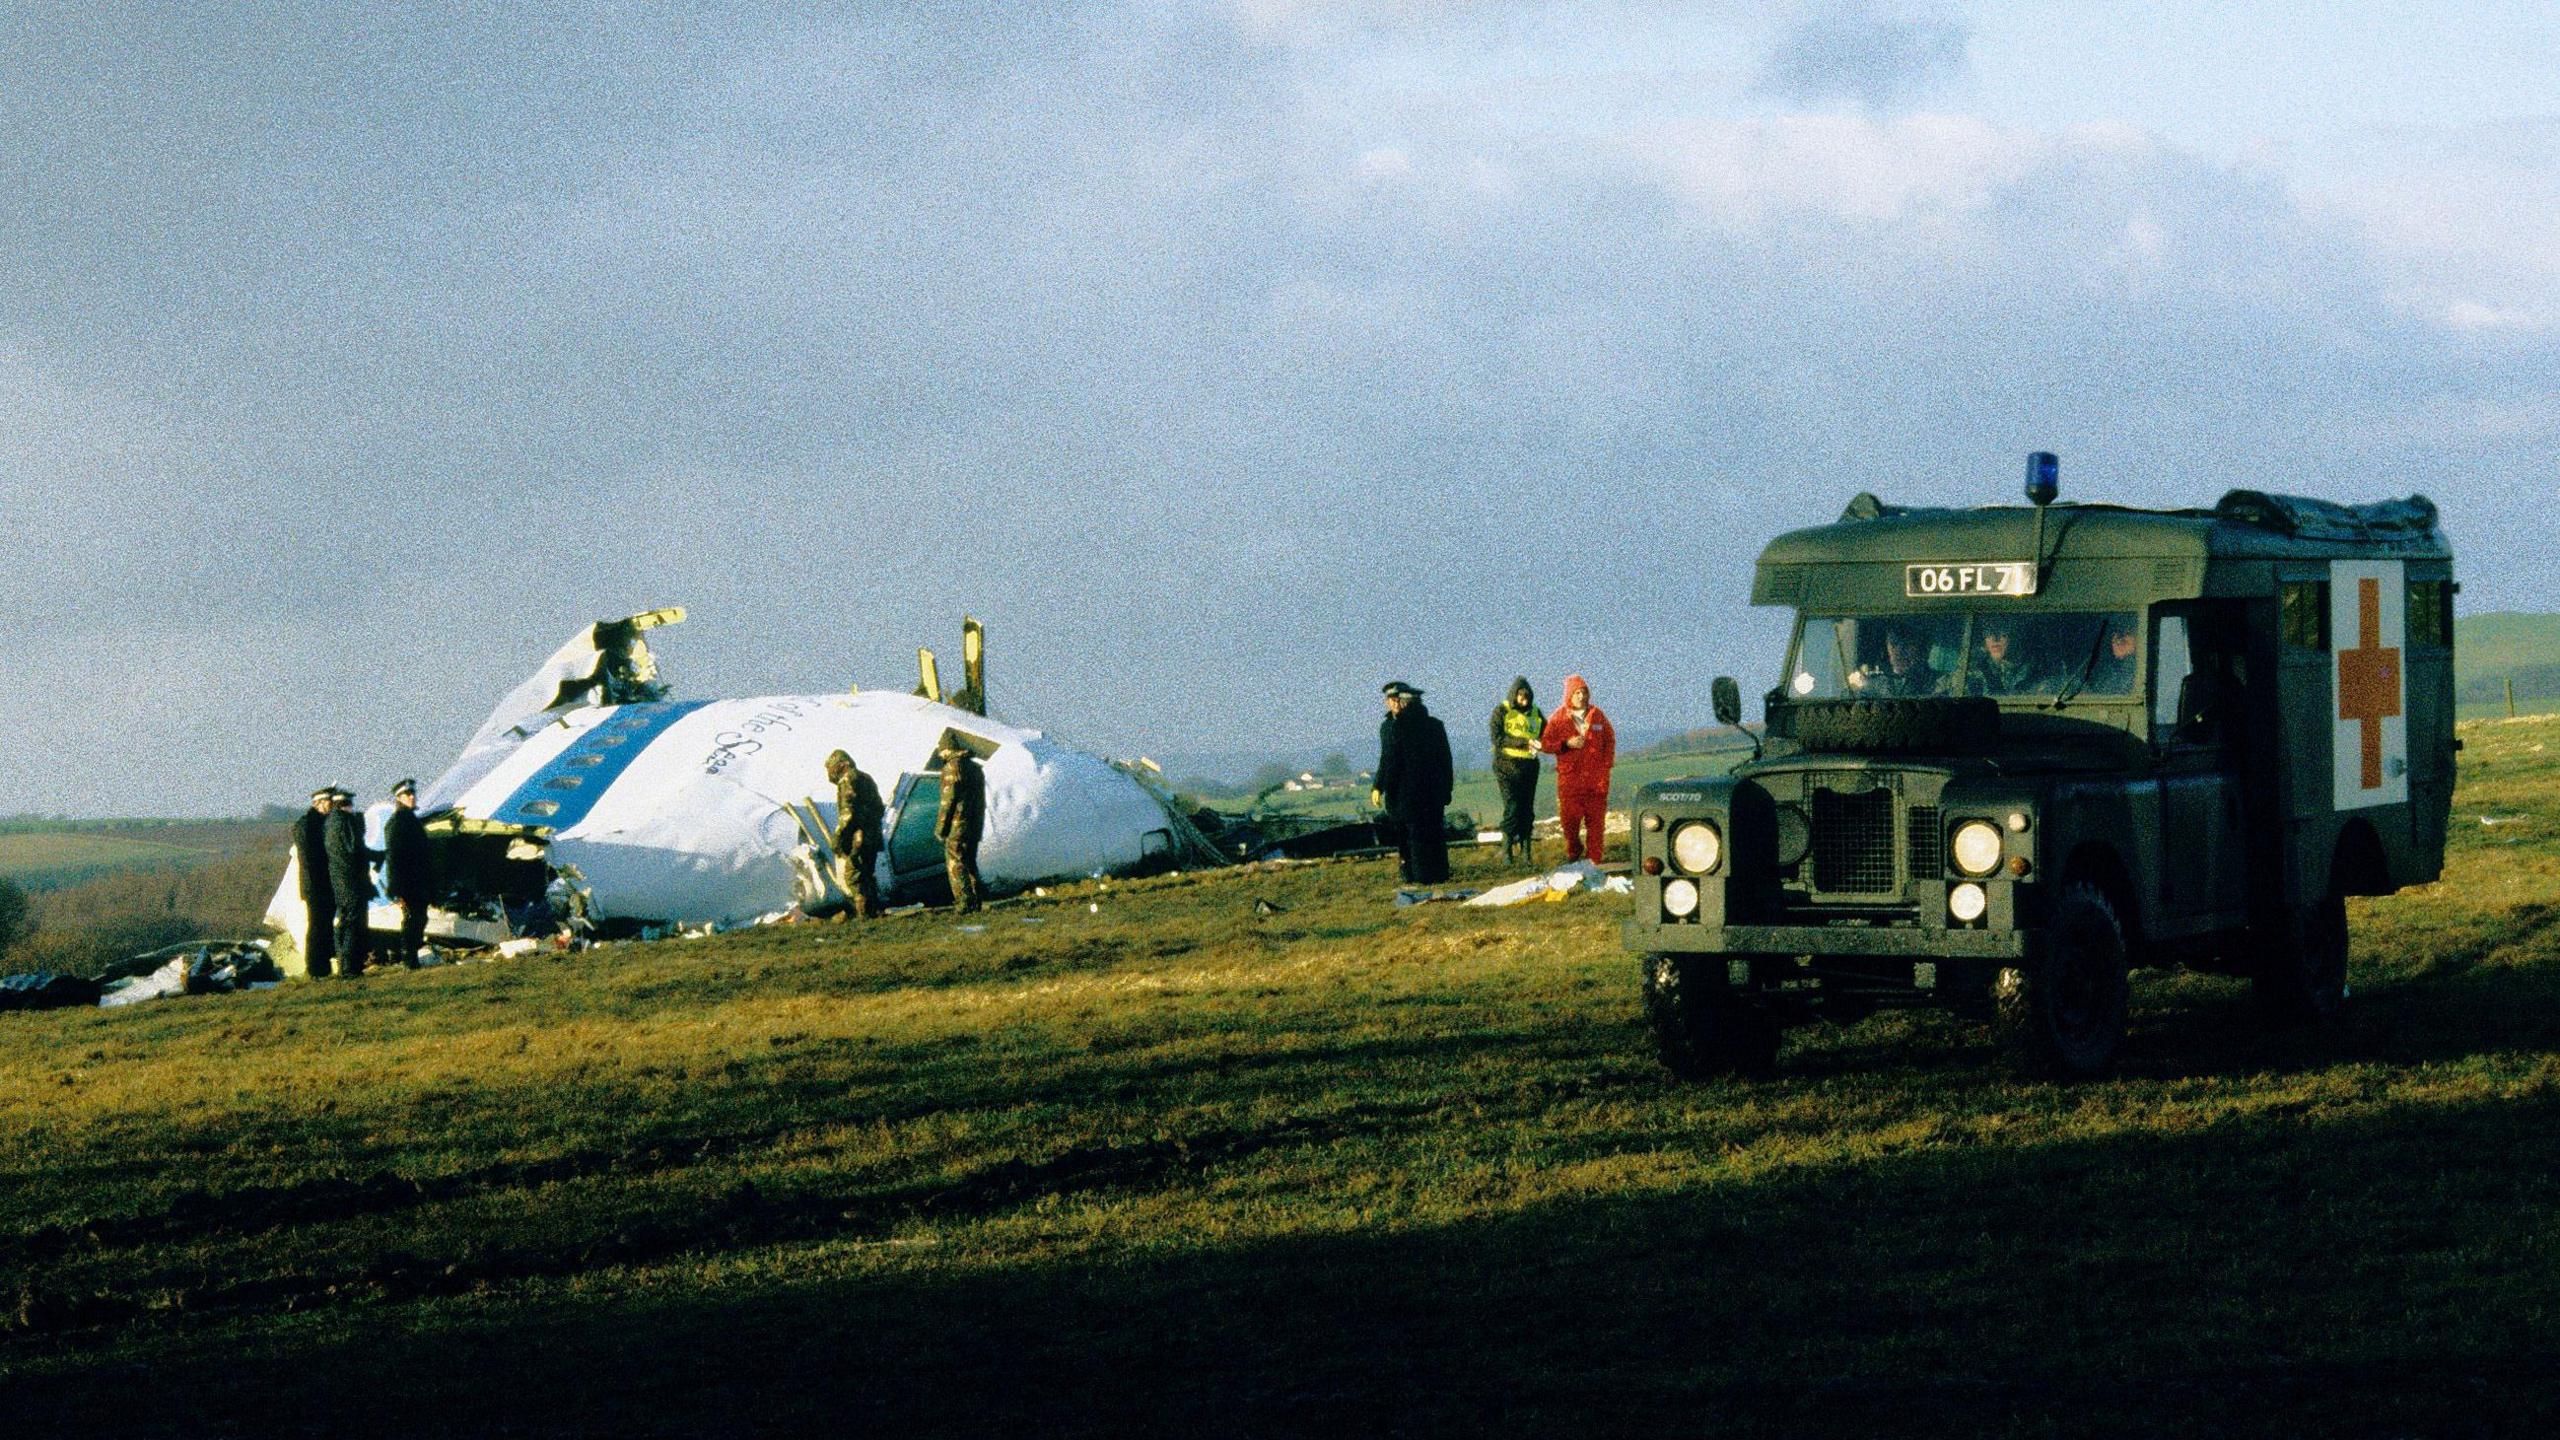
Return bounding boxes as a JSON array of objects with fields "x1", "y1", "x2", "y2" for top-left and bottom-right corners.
[
  {"x1": 1461, "y1": 861, "x2": 1633, "y2": 908},
  {"x1": 0, "y1": 971, "x2": 104, "y2": 1013},
  {"x1": 1, "y1": 941, "x2": 285, "y2": 1015}
]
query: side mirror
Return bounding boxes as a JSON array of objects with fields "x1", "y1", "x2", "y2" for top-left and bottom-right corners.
[{"x1": 1712, "y1": 676, "x2": 1743, "y2": 726}]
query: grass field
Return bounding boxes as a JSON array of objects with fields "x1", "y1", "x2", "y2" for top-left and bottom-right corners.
[
  {"x1": 0, "y1": 820, "x2": 278, "y2": 892},
  {"x1": 1248, "y1": 742, "x2": 1750, "y2": 830},
  {"x1": 6, "y1": 722, "x2": 2560, "y2": 1436}
]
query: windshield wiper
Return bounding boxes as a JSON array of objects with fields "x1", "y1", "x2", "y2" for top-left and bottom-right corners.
[{"x1": 2049, "y1": 620, "x2": 2108, "y2": 707}]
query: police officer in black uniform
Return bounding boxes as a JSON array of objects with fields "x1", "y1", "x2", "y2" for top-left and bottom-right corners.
[
  {"x1": 324, "y1": 788, "x2": 375, "y2": 976},
  {"x1": 1375, "y1": 681, "x2": 1454, "y2": 885},
  {"x1": 294, "y1": 788, "x2": 338, "y2": 978},
  {"x1": 382, "y1": 778, "x2": 434, "y2": 967}
]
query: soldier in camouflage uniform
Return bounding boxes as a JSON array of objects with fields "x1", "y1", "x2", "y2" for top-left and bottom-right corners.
[
  {"x1": 934, "y1": 737, "x2": 986, "y2": 914},
  {"x1": 824, "y1": 749, "x2": 885, "y2": 920}
]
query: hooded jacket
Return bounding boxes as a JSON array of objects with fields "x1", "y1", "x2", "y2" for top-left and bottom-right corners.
[
  {"x1": 1538, "y1": 674, "x2": 1616, "y2": 795},
  {"x1": 1490, "y1": 677, "x2": 1544, "y2": 776}
]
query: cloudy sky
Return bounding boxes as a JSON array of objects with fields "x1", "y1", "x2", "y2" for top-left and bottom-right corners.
[{"x1": 3, "y1": 1, "x2": 2555, "y2": 815}]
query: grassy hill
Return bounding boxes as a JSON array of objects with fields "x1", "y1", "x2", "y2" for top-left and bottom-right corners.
[
  {"x1": 2456, "y1": 610, "x2": 2560, "y2": 715},
  {"x1": 0, "y1": 820, "x2": 284, "y2": 977},
  {"x1": 0, "y1": 819, "x2": 277, "y2": 893},
  {"x1": 7, "y1": 719, "x2": 2560, "y2": 1436},
  {"x1": 1241, "y1": 740, "x2": 1751, "y2": 831}
]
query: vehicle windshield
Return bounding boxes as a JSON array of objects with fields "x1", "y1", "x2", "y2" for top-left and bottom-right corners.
[{"x1": 1788, "y1": 610, "x2": 2140, "y2": 701}]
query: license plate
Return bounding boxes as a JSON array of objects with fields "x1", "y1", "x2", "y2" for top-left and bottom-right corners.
[{"x1": 1905, "y1": 562, "x2": 2037, "y2": 597}]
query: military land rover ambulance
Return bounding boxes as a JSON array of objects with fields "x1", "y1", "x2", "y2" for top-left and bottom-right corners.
[{"x1": 1631, "y1": 462, "x2": 2455, "y2": 1077}]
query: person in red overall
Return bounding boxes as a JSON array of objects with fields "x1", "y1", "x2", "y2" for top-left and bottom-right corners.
[{"x1": 1539, "y1": 674, "x2": 1616, "y2": 863}]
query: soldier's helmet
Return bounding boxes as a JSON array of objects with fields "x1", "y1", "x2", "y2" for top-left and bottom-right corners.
[{"x1": 824, "y1": 749, "x2": 855, "y2": 777}]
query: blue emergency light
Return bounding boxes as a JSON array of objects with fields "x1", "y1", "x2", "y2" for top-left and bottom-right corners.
[{"x1": 2025, "y1": 451, "x2": 2060, "y2": 506}]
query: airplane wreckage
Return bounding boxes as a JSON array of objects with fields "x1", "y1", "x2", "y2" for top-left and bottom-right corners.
[{"x1": 263, "y1": 611, "x2": 1393, "y2": 974}]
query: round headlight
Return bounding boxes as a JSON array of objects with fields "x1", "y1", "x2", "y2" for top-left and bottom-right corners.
[
  {"x1": 1662, "y1": 878, "x2": 1701, "y2": 918},
  {"x1": 1774, "y1": 804, "x2": 1812, "y2": 867},
  {"x1": 1951, "y1": 819, "x2": 2004, "y2": 877},
  {"x1": 1949, "y1": 882, "x2": 1988, "y2": 923},
  {"x1": 1670, "y1": 821, "x2": 1722, "y2": 875}
]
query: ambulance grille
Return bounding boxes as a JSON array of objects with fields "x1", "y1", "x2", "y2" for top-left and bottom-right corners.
[
  {"x1": 1811, "y1": 786, "x2": 1897, "y2": 894},
  {"x1": 1906, "y1": 805, "x2": 1942, "y2": 881}
]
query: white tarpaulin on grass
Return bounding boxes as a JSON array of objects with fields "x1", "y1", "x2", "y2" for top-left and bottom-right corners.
[{"x1": 1462, "y1": 861, "x2": 1629, "y2": 906}]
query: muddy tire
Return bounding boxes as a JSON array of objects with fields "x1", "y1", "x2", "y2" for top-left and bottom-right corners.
[
  {"x1": 2253, "y1": 890, "x2": 2348, "y2": 1028},
  {"x1": 1993, "y1": 882, "x2": 2130, "y2": 1079},
  {"x1": 1788, "y1": 697, "x2": 1999, "y2": 755},
  {"x1": 1642, "y1": 953, "x2": 1780, "y2": 1078}
]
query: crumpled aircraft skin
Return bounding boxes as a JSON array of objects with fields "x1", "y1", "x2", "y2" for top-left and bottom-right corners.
[{"x1": 262, "y1": 613, "x2": 1201, "y2": 970}]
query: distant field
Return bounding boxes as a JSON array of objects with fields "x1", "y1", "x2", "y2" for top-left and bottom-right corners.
[
  {"x1": 0, "y1": 820, "x2": 276, "y2": 892},
  {"x1": 6, "y1": 719, "x2": 2559, "y2": 1435},
  {"x1": 2456, "y1": 610, "x2": 2560, "y2": 710},
  {"x1": 1245, "y1": 742, "x2": 1750, "y2": 830},
  {"x1": 1, "y1": 820, "x2": 284, "y2": 976}
]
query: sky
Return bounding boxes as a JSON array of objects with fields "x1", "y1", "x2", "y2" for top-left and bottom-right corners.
[{"x1": 3, "y1": 1, "x2": 2556, "y2": 815}]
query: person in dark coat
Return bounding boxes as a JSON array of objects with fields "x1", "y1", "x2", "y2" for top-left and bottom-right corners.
[
  {"x1": 1375, "y1": 681, "x2": 1454, "y2": 885},
  {"x1": 1489, "y1": 676, "x2": 1545, "y2": 866},
  {"x1": 323, "y1": 788, "x2": 375, "y2": 976},
  {"x1": 825, "y1": 749, "x2": 885, "y2": 920},
  {"x1": 293, "y1": 788, "x2": 338, "y2": 979},
  {"x1": 934, "y1": 736, "x2": 987, "y2": 914},
  {"x1": 382, "y1": 778, "x2": 434, "y2": 968}
]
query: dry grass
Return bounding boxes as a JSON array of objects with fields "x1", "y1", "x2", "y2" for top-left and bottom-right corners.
[{"x1": 5, "y1": 724, "x2": 2560, "y2": 1437}]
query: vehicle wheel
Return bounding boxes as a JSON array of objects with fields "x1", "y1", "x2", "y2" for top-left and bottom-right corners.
[
  {"x1": 1788, "y1": 697, "x2": 1999, "y2": 755},
  {"x1": 2252, "y1": 890, "x2": 2348, "y2": 1028},
  {"x1": 1642, "y1": 954, "x2": 1780, "y2": 1078},
  {"x1": 1993, "y1": 882, "x2": 2129, "y2": 1079}
]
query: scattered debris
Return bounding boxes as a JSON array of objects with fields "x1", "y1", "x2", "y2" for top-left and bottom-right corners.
[
  {"x1": 0, "y1": 972, "x2": 103, "y2": 1013},
  {"x1": 1393, "y1": 888, "x2": 1481, "y2": 906},
  {"x1": 95, "y1": 940, "x2": 283, "y2": 1009},
  {"x1": 1463, "y1": 861, "x2": 1631, "y2": 907},
  {"x1": 1252, "y1": 897, "x2": 1288, "y2": 918}
]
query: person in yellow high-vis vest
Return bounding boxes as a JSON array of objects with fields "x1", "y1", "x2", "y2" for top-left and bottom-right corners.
[{"x1": 1489, "y1": 676, "x2": 1545, "y2": 866}]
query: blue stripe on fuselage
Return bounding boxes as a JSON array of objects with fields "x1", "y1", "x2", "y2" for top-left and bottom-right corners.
[{"x1": 486, "y1": 700, "x2": 714, "y2": 832}]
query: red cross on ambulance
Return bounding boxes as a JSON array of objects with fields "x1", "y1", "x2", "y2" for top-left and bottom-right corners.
[{"x1": 2331, "y1": 559, "x2": 2408, "y2": 810}]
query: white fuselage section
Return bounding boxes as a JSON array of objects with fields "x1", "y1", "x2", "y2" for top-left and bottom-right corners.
[{"x1": 263, "y1": 691, "x2": 1184, "y2": 965}]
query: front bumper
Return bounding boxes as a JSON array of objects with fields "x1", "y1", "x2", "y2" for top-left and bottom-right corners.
[{"x1": 1622, "y1": 920, "x2": 2034, "y2": 959}]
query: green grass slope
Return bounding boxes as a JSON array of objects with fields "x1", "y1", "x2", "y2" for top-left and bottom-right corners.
[
  {"x1": 0, "y1": 819, "x2": 278, "y2": 892},
  {"x1": 2457, "y1": 610, "x2": 2560, "y2": 714},
  {"x1": 7, "y1": 721, "x2": 2560, "y2": 1437},
  {"x1": 1244, "y1": 742, "x2": 1748, "y2": 831}
]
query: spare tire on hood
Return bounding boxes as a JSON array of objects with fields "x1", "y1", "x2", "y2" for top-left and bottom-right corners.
[{"x1": 1780, "y1": 696, "x2": 2001, "y2": 755}]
